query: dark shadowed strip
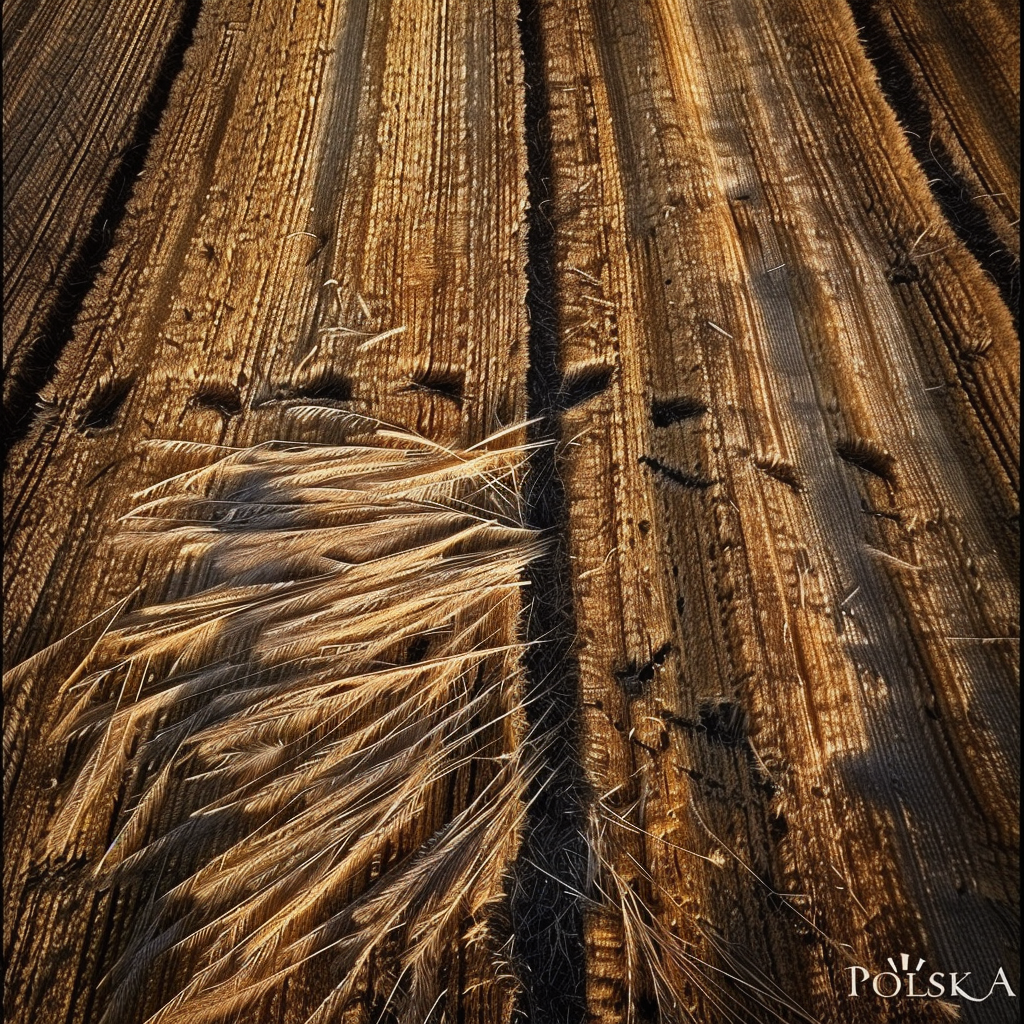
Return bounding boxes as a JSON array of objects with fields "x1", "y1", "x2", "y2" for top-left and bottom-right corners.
[
  {"x1": 847, "y1": 0, "x2": 1019, "y2": 326},
  {"x1": 511, "y1": 1, "x2": 589, "y2": 1020},
  {"x1": 2, "y1": 0, "x2": 205, "y2": 459}
]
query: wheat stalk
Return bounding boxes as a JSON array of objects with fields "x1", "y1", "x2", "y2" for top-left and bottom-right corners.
[
  {"x1": 22, "y1": 424, "x2": 545, "y2": 1024},
  {"x1": 585, "y1": 795, "x2": 821, "y2": 1024}
]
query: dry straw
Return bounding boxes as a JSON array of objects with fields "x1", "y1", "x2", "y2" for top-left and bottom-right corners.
[
  {"x1": 21, "y1": 422, "x2": 545, "y2": 1023},
  {"x1": 586, "y1": 794, "x2": 821, "y2": 1024}
]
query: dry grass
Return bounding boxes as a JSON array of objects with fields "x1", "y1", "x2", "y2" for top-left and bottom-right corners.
[
  {"x1": 21, "y1": 424, "x2": 545, "y2": 1023},
  {"x1": 585, "y1": 795, "x2": 821, "y2": 1024}
]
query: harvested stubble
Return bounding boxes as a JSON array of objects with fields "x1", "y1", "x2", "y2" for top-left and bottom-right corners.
[
  {"x1": 7, "y1": 427, "x2": 545, "y2": 1024},
  {"x1": 4, "y1": 0, "x2": 1019, "y2": 1019}
]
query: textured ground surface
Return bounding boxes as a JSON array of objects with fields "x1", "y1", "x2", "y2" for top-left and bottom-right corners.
[{"x1": 4, "y1": 1, "x2": 1019, "y2": 1022}]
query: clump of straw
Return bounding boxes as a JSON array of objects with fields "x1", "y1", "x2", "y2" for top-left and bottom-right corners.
[{"x1": 35, "y1": 424, "x2": 544, "y2": 1024}]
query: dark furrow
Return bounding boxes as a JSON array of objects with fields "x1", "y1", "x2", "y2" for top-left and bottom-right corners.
[
  {"x1": 639, "y1": 453, "x2": 715, "y2": 490},
  {"x1": 510, "y1": 1, "x2": 588, "y2": 1020},
  {"x1": 2, "y1": 0, "x2": 205, "y2": 461},
  {"x1": 846, "y1": 0, "x2": 1019, "y2": 326}
]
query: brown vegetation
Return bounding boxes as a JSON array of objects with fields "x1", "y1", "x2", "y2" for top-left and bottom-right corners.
[{"x1": 4, "y1": 0, "x2": 1019, "y2": 1022}]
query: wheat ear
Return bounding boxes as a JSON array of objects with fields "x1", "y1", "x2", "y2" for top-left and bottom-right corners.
[{"x1": 26, "y1": 424, "x2": 544, "y2": 1024}]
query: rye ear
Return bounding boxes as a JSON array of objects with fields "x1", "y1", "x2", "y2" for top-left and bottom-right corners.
[{"x1": 31, "y1": 425, "x2": 544, "y2": 1024}]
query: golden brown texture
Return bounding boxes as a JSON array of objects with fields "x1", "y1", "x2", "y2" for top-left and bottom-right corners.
[
  {"x1": 5, "y1": 0, "x2": 529, "y2": 1021},
  {"x1": 4, "y1": 0, "x2": 1019, "y2": 1021},
  {"x1": 3, "y1": 0, "x2": 189, "y2": 407},
  {"x1": 852, "y1": 0, "x2": 1020, "y2": 263},
  {"x1": 533, "y1": 0, "x2": 1018, "y2": 1020},
  {"x1": 10, "y1": 431, "x2": 540, "y2": 1024}
]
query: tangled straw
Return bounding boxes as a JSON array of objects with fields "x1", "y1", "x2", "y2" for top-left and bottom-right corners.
[{"x1": 25, "y1": 424, "x2": 545, "y2": 1024}]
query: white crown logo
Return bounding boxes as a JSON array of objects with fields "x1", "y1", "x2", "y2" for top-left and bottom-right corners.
[{"x1": 886, "y1": 953, "x2": 927, "y2": 972}]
